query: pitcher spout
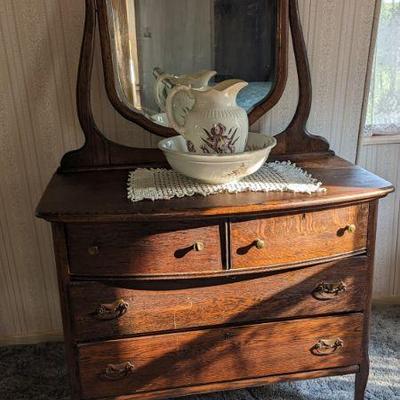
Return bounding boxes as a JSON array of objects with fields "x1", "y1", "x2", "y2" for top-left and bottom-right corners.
[
  {"x1": 213, "y1": 79, "x2": 248, "y2": 103},
  {"x1": 188, "y1": 69, "x2": 217, "y2": 87}
]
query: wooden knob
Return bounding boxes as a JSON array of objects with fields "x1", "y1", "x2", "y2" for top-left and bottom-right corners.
[
  {"x1": 255, "y1": 239, "x2": 265, "y2": 249},
  {"x1": 346, "y1": 224, "x2": 356, "y2": 233},
  {"x1": 88, "y1": 246, "x2": 99, "y2": 256},
  {"x1": 194, "y1": 241, "x2": 205, "y2": 252}
]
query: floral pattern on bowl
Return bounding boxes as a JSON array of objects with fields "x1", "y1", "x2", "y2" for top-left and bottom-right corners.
[{"x1": 159, "y1": 132, "x2": 277, "y2": 184}]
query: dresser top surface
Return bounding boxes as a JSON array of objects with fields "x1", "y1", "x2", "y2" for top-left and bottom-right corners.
[{"x1": 36, "y1": 156, "x2": 393, "y2": 222}]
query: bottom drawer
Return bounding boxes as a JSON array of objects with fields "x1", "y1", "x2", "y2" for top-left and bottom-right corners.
[{"x1": 78, "y1": 314, "x2": 363, "y2": 399}]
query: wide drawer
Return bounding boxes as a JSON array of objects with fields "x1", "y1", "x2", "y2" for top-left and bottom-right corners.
[
  {"x1": 70, "y1": 257, "x2": 368, "y2": 341},
  {"x1": 231, "y1": 204, "x2": 369, "y2": 270},
  {"x1": 78, "y1": 314, "x2": 363, "y2": 399},
  {"x1": 67, "y1": 221, "x2": 224, "y2": 276}
]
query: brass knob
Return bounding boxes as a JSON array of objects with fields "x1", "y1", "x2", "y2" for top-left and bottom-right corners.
[
  {"x1": 88, "y1": 246, "x2": 99, "y2": 256},
  {"x1": 346, "y1": 224, "x2": 356, "y2": 233},
  {"x1": 194, "y1": 241, "x2": 205, "y2": 252},
  {"x1": 255, "y1": 239, "x2": 265, "y2": 249}
]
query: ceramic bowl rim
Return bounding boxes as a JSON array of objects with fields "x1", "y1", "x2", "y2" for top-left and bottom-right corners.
[{"x1": 158, "y1": 132, "x2": 277, "y2": 161}]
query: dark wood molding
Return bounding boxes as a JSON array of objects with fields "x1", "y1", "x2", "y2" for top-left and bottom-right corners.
[
  {"x1": 97, "y1": 0, "x2": 289, "y2": 136},
  {"x1": 60, "y1": 0, "x2": 165, "y2": 173},
  {"x1": 60, "y1": 0, "x2": 331, "y2": 172}
]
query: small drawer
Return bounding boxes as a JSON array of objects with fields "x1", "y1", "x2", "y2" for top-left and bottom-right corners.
[
  {"x1": 231, "y1": 204, "x2": 368, "y2": 270},
  {"x1": 69, "y1": 257, "x2": 367, "y2": 341},
  {"x1": 67, "y1": 221, "x2": 224, "y2": 277},
  {"x1": 78, "y1": 314, "x2": 363, "y2": 399}
]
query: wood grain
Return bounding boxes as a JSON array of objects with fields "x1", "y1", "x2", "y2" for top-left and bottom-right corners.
[
  {"x1": 2, "y1": 0, "x2": 393, "y2": 353},
  {"x1": 69, "y1": 257, "x2": 368, "y2": 341},
  {"x1": 78, "y1": 314, "x2": 363, "y2": 399},
  {"x1": 231, "y1": 204, "x2": 369, "y2": 269},
  {"x1": 94, "y1": 365, "x2": 360, "y2": 400},
  {"x1": 36, "y1": 156, "x2": 393, "y2": 223},
  {"x1": 51, "y1": 223, "x2": 81, "y2": 399},
  {"x1": 67, "y1": 221, "x2": 225, "y2": 276}
]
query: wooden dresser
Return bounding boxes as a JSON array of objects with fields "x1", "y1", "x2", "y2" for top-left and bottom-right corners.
[
  {"x1": 36, "y1": 0, "x2": 394, "y2": 398},
  {"x1": 37, "y1": 156, "x2": 393, "y2": 400}
]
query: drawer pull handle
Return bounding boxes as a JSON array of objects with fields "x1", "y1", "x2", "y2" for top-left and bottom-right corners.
[
  {"x1": 88, "y1": 246, "x2": 99, "y2": 256},
  {"x1": 311, "y1": 338, "x2": 344, "y2": 356},
  {"x1": 93, "y1": 299, "x2": 129, "y2": 320},
  {"x1": 312, "y1": 281, "x2": 347, "y2": 300},
  {"x1": 346, "y1": 224, "x2": 356, "y2": 233},
  {"x1": 100, "y1": 361, "x2": 135, "y2": 381},
  {"x1": 193, "y1": 241, "x2": 205, "y2": 251},
  {"x1": 255, "y1": 239, "x2": 265, "y2": 249}
]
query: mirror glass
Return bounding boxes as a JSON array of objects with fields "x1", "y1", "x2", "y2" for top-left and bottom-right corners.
[{"x1": 106, "y1": 0, "x2": 278, "y2": 127}]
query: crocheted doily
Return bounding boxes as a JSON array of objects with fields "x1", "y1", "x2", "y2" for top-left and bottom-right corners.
[{"x1": 127, "y1": 161, "x2": 326, "y2": 202}]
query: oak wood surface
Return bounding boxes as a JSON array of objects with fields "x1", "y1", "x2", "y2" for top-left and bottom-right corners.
[
  {"x1": 36, "y1": 156, "x2": 393, "y2": 223},
  {"x1": 95, "y1": 365, "x2": 360, "y2": 400},
  {"x1": 51, "y1": 224, "x2": 81, "y2": 399},
  {"x1": 78, "y1": 314, "x2": 363, "y2": 399},
  {"x1": 355, "y1": 200, "x2": 379, "y2": 399},
  {"x1": 67, "y1": 221, "x2": 225, "y2": 276},
  {"x1": 231, "y1": 204, "x2": 368, "y2": 269},
  {"x1": 69, "y1": 257, "x2": 368, "y2": 341}
]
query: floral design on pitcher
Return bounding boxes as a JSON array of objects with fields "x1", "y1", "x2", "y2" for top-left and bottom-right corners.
[
  {"x1": 200, "y1": 123, "x2": 239, "y2": 154},
  {"x1": 186, "y1": 140, "x2": 196, "y2": 153}
]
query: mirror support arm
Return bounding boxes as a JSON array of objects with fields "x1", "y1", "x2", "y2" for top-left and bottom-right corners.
[{"x1": 61, "y1": 0, "x2": 333, "y2": 173}]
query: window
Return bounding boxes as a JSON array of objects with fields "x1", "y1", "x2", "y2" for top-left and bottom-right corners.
[{"x1": 365, "y1": 0, "x2": 400, "y2": 136}]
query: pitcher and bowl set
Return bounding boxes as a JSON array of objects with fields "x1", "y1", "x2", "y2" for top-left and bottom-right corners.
[{"x1": 155, "y1": 69, "x2": 276, "y2": 184}]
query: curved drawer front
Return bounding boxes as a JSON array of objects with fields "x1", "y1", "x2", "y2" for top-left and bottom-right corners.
[
  {"x1": 67, "y1": 221, "x2": 224, "y2": 276},
  {"x1": 70, "y1": 257, "x2": 367, "y2": 341},
  {"x1": 78, "y1": 314, "x2": 363, "y2": 399},
  {"x1": 231, "y1": 204, "x2": 369, "y2": 270}
]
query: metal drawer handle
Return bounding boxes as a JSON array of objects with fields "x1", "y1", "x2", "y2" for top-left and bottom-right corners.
[
  {"x1": 100, "y1": 361, "x2": 135, "y2": 381},
  {"x1": 255, "y1": 238, "x2": 265, "y2": 249},
  {"x1": 346, "y1": 224, "x2": 356, "y2": 233},
  {"x1": 312, "y1": 281, "x2": 347, "y2": 300},
  {"x1": 311, "y1": 338, "x2": 344, "y2": 356},
  {"x1": 193, "y1": 241, "x2": 205, "y2": 251},
  {"x1": 93, "y1": 299, "x2": 129, "y2": 320}
]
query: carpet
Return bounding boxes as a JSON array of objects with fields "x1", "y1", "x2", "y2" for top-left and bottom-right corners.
[{"x1": 0, "y1": 304, "x2": 399, "y2": 400}]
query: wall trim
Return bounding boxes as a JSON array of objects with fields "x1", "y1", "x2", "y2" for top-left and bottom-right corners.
[
  {"x1": 355, "y1": 0, "x2": 382, "y2": 163},
  {"x1": 0, "y1": 331, "x2": 63, "y2": 346},
  {"x1": 372, "y1": 296, "x2": 400, "y2": 305},
  {"x1": 361, "y1": 134, "x2": 400, "y2": 146}
]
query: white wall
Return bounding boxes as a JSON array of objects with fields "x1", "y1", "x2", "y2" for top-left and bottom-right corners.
[
  {"x1": 358, "y1": 144, "x2": 400, "y2": 297},
  {"x1": 1, "y1": 0, "x2": 394, "y2": 344}
]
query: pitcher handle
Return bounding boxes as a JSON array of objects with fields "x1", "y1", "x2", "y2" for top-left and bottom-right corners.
[
  {"x1": 154, "y1": 73, "x2": 172, "y2": 111},
  {"x1": 166, "y1": 85, "x2": 193, "y2": 137}
]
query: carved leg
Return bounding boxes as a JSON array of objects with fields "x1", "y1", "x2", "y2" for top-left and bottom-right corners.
[{"x1": 355, "y1": 360, "x2": 369, "y2": 400}]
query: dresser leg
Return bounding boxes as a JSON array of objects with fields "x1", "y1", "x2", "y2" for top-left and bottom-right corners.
[{"x1": 354, "y1": 361, "x2": 369, "y2": 400}]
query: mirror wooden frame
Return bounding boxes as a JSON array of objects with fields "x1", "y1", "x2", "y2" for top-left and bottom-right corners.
[
  {"x1": 97, "y1": 0, "x2": 289, "y2": 135},
  {"x1": 60, "y1": 0, "x2": 332, "y2": 173}
]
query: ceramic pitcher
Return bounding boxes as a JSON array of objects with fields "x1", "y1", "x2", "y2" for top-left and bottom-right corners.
[
  {"x1": 153, "y1": 67, "x2": 217, "y2": 112},
  {"x1": 166, "y1": 79, "x2": 249, "y2": 154}
]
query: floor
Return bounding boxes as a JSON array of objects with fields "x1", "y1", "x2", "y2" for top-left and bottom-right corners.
[{"x1": 0, "y1": 304, "x2": 399, "y2": 400}]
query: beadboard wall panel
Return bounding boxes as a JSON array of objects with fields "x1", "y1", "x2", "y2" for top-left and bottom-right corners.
[
  {"x1": 358, "y1": 144, "x2": 400, "y2": 297},
  {"x1": 0, "y1": 0, "x2": 386, "y2": 342}
]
